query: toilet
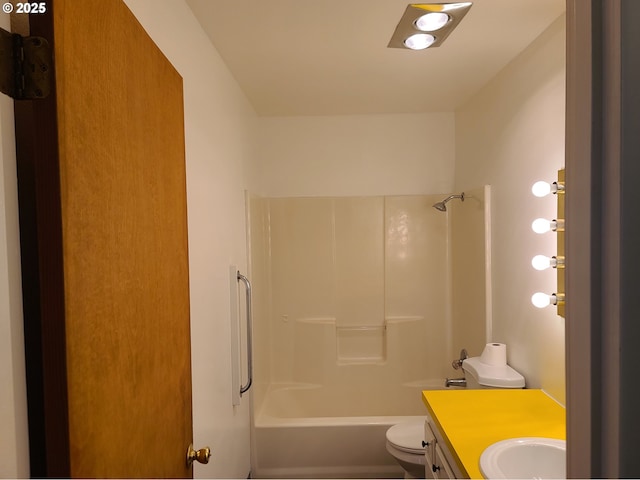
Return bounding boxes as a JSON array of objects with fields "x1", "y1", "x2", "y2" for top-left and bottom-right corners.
[
  {"x1": 385, "y1": 419, "x2": 427, "y2": 479},
  {"x1": 385, "y1": 354, "x2": 525, "y2": 479}
]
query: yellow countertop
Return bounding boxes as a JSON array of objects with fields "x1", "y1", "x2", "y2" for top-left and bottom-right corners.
[{"x1": 422, "y1": 389, "x2": 565, "y2": 479}]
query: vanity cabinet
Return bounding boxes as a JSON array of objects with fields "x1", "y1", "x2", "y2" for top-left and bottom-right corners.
[
  {"x1": 423, "y1": 420, "x2": 437, "y2": 478},
  {"x1": 424, "y1": 415, "x2": 462, "y2": 479},
  {"x1": 422, "y1": 389, "x2": 566, "y2": 478}
]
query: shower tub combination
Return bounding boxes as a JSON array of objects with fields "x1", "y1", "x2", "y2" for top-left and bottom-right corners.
[
  {"x1": 253, "y1": 381, "x2": 443, "y2": 479},
  {"x1": 247, "y1": 191, "x2": 490, "y2": 478}
]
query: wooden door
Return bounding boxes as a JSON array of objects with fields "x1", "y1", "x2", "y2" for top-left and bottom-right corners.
[{"x1": 15, "y1": 0, "x2": 193, "y2": 477}]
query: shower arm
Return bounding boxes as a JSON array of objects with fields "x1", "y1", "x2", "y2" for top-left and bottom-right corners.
[{"x1": 432, "y1": 192, "x2": 465, "y2": 211}]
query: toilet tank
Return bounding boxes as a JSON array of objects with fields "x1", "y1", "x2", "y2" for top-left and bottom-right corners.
[{"x1": 461, "y1": 357, "x2": 525, "y2": 389}]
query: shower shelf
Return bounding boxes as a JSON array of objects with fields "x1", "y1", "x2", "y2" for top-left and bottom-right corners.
[
  {"x1": 336, "y1": 325, "x2": 386, "y2": 364},
  {"x1": 336, "y1": 325, "x2": 387, "y2": 331}
]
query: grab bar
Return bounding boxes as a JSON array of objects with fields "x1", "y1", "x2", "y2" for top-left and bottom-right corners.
[{"x1": 237, "y1": 272, "x2": 253, "y2": 396}]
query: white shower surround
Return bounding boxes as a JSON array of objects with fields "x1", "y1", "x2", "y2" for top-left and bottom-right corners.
[{"x1": 247, "y1": 192, "x2": 490, "y2": 477}]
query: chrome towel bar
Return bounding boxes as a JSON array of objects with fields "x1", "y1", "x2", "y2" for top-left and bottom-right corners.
[{"x1": 237, "y1": 271, "x2": 253, "y2": 396}]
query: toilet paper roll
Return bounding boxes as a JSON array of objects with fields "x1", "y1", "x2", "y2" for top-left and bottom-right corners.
[{"x1": 479, "y1": 343, "x2": 507, "y2": 366}]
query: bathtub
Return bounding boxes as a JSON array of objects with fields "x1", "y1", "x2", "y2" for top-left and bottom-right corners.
[{"x1": 252, "y1": 381, "x2": 444, "y2": 479}]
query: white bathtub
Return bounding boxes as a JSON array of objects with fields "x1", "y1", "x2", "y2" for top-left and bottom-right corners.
[{"x1": 252, "y1": 381, "x2": 444, "y2": 479}]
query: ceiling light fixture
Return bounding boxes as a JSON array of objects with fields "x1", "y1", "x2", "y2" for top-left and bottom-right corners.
[{"x1": 388, "y1": 3, "x2": 473, "y2": 50}]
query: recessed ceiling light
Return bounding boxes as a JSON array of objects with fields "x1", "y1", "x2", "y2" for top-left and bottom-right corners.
[
  {"x1": 415, "y1": 12, "x2": 450, "y2": 32},
  {"x1": 404, "y1": 33, "x2": 436, "y2": 50},
  {"x1": 388, "y1": 3, "x2": 473, "y2": 50}
]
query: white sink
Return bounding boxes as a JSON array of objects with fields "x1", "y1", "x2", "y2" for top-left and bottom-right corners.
[{"x1": 479, "y1": 437, "x2": 566, "y2": 479}]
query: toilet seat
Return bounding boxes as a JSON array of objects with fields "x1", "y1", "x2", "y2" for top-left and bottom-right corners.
[{"x1": 385, "y1": 420, "x2": 426, "y2": 455}]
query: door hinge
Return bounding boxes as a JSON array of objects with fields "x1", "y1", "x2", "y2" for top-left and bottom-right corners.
[{"x1": 0, "y1": 27, "x2": 51, "y2": 100}]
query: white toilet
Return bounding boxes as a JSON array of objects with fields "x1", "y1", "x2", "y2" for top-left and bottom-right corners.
[
  {"x1": 385, "y1": 419, "x2": 427, "y2": 479},
  {"x1": 385, "y1": 353, "x2": 525, "y2": 479}
]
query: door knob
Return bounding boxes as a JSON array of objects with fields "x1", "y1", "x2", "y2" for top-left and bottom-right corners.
[{"x1": 186, "y1": 444, "x2": 211, "y2": 467}]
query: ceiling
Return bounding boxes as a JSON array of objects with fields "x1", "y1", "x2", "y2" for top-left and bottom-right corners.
[{"x1": 185, "y1": 0, "x2": 565, "y2": 116}]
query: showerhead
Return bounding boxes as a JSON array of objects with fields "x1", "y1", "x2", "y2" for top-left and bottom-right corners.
[{"x1": 432, "y1": 192, "x2": 465, "y2": 212}]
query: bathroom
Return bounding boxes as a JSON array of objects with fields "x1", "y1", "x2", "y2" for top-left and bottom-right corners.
[{"x1": 0, "y1": 0, "x2": 569, "y2": 478}]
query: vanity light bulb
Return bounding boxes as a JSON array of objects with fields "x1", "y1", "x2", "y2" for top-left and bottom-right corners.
[
  {"x1": 531, "y1": 292, "x2": 565, "y2": 308},
  {"x1": 532, "y1": 180, "x2": 565, "y2": 197},
  {"x1": 532, "y1": 181, "x2": 552, "y2": 197},
  {"x1": 531, "y1": 218, "x2": 552, "y2": 234},
  {"x1": 531, "y1": 218, "x2": 564, "y2": 234},
  {"x1": 531, "y1": 255, "x2": 565, "y2": 270},
  {"x1": 531, "y1": 292, "x2": 551, "y2": 308},
  {"x1": 531, "y1": 255, "x2": 552, "y2": 270}
]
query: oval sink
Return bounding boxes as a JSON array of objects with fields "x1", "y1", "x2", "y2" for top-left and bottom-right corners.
[{"x1": 479, "y1": 437, "x2": 566, "y2": 479}]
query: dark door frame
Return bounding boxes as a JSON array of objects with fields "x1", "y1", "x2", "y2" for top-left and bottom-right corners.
[
  {"x1": 13, "y1": 2, "x2": 69, "y2": 475},
  {"x1": 566, "y1": 0, "x2": 640, "y2": 477}
]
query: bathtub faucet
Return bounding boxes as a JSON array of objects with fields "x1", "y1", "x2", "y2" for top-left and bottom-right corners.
[{"x1": 445, "y1": 377, "x2": 466, "y2": 388}]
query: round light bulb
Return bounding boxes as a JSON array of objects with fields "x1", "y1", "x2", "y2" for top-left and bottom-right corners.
[
  {"x1": 531, "y1": 255, "x2": 552, "y2": 270},
  {"x1": 415, "y1": 13, "x2": 450, "y2": 32},
  {"x1": 532, "y1": 181, "x2": 552, "y2": 197},
  {"x1": 531, "y1": 218, "x2": 552, "y2": 234},
  {"x1": 531, "y1": 292, "x2": 551, "y2": 308},
  {"x1": 404, "y1": 33, "x2": 436, "y2": 50}
]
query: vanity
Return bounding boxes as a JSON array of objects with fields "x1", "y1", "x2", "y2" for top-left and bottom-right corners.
[{"x1": 421, "y1": 389, "x2": 566, "y2": 478}]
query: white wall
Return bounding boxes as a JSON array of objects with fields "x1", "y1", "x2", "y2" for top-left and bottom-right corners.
[
  {"x1": 0, "y1": 10, "x2": 29, "y2": 476},
  {"x1": 455, "y1": 15, "x2": 566, "y2": 403},
  {"x1": 117, "y1": 1, "x2": 257, "y2": 477},
  {"x1": 254, "y1": 113, "x2": 455, "y2": 197}
]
